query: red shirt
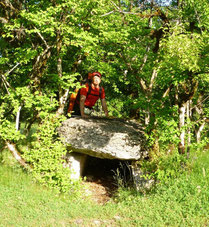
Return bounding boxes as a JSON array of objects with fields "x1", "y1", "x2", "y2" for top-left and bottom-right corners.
[{"x1": 80, "y1": 83, "x2": 105, "y2": 108}]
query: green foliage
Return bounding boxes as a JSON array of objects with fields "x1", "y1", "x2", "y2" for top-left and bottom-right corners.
[
  {"x1": 0, "y1": 120, "x2": 25, "y2": 142},
  {"x1": 161, "y1": 30, "x2": 200, "y2": 72},
  {"x1": 139, "y1": 150, "x2": 188, "y2": 184},
  {"x1": 23, "y1": 115, "x2": 78, "y2": 193}
]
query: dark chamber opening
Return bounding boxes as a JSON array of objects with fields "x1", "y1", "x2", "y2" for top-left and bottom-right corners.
[{"x1": 82, "y1": 155, "x2": 133, "y2": 188}]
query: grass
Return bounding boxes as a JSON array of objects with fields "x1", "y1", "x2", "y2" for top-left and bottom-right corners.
[{"x1": 0, "y1": 149, "x2": 208, "y2": 227}]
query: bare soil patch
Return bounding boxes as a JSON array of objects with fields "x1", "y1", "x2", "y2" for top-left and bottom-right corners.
[{"x1": 82, "y1": 175, "x2": 118, "y2": 204}]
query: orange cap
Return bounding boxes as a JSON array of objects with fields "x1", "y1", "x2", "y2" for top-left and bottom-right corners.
[{"x1": 88, "y1": 72, "x2": 101, "y2": 80}]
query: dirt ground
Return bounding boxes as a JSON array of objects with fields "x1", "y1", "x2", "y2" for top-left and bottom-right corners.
[{"x1": 82, "y1": 175, "x2": 118, "y2": 204}]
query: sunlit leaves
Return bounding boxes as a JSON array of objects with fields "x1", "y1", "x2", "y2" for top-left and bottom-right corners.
[
  {"x1": 161, "y1": 30, "x2": 201, "y2": 72},
  {"x1": 14, "y1": 48, "x2": 37, "y2": 64}
]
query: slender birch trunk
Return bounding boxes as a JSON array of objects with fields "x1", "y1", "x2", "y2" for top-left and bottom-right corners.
[
  {"x1": 196, "y1": 120, "x2": 206, "y2": 143},
  {"x1": 178, "y1": 102, "x2": 186, "y2": 154},
  {"x1": 186, "y1": 100, "x2": 192, "y2": 151},
  {"x1": 16, "y1": 106, "x2": 22, "y2": 131}
]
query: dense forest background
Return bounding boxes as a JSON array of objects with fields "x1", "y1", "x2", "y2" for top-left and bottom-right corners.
[{"x1": 0, "y1": 0, "x2": 209, "y2": 191}]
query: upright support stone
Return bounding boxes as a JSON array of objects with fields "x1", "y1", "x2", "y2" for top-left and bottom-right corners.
[
  {"x1": 131, "y1": 161, "x2": 155, "y2": 191},
  {"x1": 65, "y1": 152, "x2": 87, "y2": 180}
]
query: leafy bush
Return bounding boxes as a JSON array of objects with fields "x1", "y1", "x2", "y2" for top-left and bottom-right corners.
[
  {"x1": 139, "y1": 149, "x2": 188, "y2": 185},
  {"x1": 23, "y1": 114, "x2": 79, "y2": 193}
]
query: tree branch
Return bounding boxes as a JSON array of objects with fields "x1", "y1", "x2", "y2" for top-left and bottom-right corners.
[
  {"x1": 6, "y1": 141, "x2": 29, "y2": 169},
  {"x1": 34, "y1": 26, "x2": 50, "y2": 49},
  {"x1": 110, "y1": 1, "x2": 169, "y2": 19},
  {"x1": 5, "y1": 62, "x2": 20, "y2": 76},
  {"x1": 0, "y1": 17, "x2": 8, "y2": 23},
  {"x1": 191, "y1": 95, "x2": 209, "y2": 112},
  {"x1": 162, "y1": 85, "x2": 172, "y2": 98},
  {"x1": 0, "y1": 62, "x2": 20, "y2": 94},
  {"x1": 101, "y1": 10, "x2": 115, "y2": 17},
  {"x1": 149, "y1": 68, "x2": 158, "y2": 90}
]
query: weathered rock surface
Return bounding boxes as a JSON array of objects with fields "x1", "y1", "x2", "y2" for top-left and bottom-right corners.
[{"x1": 58, "y1": 116, "x2": 146, "y2": 160}]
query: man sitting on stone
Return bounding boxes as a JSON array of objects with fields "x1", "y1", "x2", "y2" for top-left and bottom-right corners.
[{"x1": 69, "y1": 72, "x2": 109, "y2": 118}]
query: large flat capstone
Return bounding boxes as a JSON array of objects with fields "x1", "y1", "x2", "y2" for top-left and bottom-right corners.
[{"x1": 58, "y1": 117, "x2": 146, "y2": 160}]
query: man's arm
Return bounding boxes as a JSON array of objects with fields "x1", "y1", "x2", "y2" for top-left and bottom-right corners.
[
  {"x1": 101, "y1": 98, "x2": 109, "y2": 117},
  {"x1": 80, "y1": 95, "x2": 88, "y2": 118}
]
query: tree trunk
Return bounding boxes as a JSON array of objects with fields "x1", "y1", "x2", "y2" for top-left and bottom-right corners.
[
  {"x1": 56, "y1": 89, "x2": 69, "y2": 116},
  {"x1": 194, "y1": 94, "x2": 206, "y2": 143},
  {"x1": 6, "y1": 141, "x2": 28, "y2": 169},
  {"x1": 196, "y1": 120, "x2": 206, "y2": 143},
  {"x1": 178, "y1": 102, "x2": 186, "y2": 154},
  {"x1": 186, "y1": 100, "x2": 192, "y2": 152},
  {"x1": 145, "y1": 109, "x2": 150, "y2": 126},
  {"x1": 16, "y1": 106, "x2": 22, "y2": 131}
]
